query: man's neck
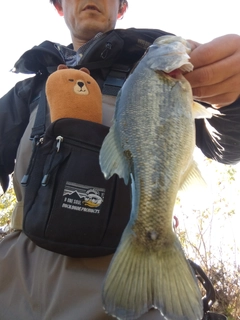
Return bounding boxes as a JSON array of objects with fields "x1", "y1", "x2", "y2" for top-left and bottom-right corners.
[
  {"x1": 73, "y1": 32, "x2": 103, "y2": 51},
  {"x1": 72, "y1": 39, "x2": 88, "y2": 51},
  {"x1": 71, "y1": 28, "x2": 111, "y2": 50}
]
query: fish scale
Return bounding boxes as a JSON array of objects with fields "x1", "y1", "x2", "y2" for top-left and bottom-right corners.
[{"x1": 100, "y1": 35, "x2": 212, "y2": 320}]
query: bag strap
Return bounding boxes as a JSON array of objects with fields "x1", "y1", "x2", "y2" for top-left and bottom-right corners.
[
  {"x1": 21, "y1": 84, "x2": 48, "y2": 187},
  {"x1": 102, "y1": 63, "x2": 132, "y2": 96},
  {"x1": 189, "y1": 260, "x2": 228, "y2": 320},
  {"x1": 30, "y1": 84, "x2": 48, "y2": 141}
]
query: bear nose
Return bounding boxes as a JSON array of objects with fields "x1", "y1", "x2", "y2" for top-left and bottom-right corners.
[{"x1": 77, "y1": 81, "x2": 84, "y2": 88}]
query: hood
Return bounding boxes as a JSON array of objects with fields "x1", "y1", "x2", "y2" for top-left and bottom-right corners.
[{"x1": 13, "y1": 40, "x2": 65, "y2": 75}]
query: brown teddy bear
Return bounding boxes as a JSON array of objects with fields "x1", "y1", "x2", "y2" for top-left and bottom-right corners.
[{"x1": 46, "y1": 65, "x2": 102, "y2": 124}]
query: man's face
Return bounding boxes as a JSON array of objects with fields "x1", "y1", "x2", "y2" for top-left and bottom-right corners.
[{"x1": 56, "y1": 0, "x2": 125, "y2": 45}]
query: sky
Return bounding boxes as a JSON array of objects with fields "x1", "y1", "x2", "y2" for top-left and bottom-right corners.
[{"x1": 1, "y1": 0, "x2": 240, "y2": 97}]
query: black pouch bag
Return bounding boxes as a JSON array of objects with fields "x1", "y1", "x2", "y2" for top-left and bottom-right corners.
[{"x1": 22, "y1": 118, "x2": 131, "y2": 257}]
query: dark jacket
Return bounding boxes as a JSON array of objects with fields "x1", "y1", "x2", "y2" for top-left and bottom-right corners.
[{"x1": 1, "y1": 28, "x2": 240, "y2": 193}]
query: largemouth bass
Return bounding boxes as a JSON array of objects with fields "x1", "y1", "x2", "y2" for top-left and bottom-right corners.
[{"x1": 99, "y1": 35, "x2": 212, "y2": 320}]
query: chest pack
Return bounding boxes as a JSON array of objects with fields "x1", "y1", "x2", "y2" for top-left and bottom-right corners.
[
  {"x1": 21, "y1": 85, "x2": 131, "y2": 257},
  {"x1": 20, "y1": 28, "x2": 171, "y2": 257}
]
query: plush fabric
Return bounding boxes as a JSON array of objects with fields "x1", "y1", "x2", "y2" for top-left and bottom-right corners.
[{"x1": 46, "y1": 67, "x2": 102, "y2": 124}]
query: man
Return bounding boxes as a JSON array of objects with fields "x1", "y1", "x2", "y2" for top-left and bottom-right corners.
[{"x1": 0, "y1": 0, "x2": 239, "y2": 319}]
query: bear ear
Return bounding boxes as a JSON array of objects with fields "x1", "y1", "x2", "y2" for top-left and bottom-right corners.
[
  {"x1": 80, "y1": 67, "x2": 90, "y2": 75},
  {"x1": 57, "y1": 64, "x2": 68, "y2": 70}
]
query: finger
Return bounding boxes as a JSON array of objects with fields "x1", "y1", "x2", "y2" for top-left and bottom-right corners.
[
  {"x1": 185, "y1": 52, "x2": 240, "y2": 88},
  {"x1": 193, "y1": 89, "x2": 240, "y2": 107},
  {"x1": 189, "y1": 34, "x2": 240, "y2": 69},
  {"x1": 186, "y1": 39, "x2": 201, "y2": 51},
  {"x1": 192, "y1": 73, "x2": 240, "y2": 99}
]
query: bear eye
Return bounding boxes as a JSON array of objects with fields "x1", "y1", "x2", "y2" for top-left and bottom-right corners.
[
  {"x1": 68, "y1": 79, "x2": 74, "y2": 82},
  {"x1": 87, "y1": 81, "x2": 91, "y2": 84}
]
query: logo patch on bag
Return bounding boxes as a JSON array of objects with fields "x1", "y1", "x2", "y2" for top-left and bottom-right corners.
[{"x1": 62, "y1": 181, "x2": 105, "y2": 214}]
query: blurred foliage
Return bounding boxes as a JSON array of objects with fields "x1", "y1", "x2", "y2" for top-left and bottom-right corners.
[
  {"x1": 176, "y1": 152, "x2": 240, "y2": 319},
  {"x1": 0, "y1": 180, "x2": 16, "y2": 237}
]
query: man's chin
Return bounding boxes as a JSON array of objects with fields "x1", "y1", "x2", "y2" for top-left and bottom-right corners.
[{"x1": 77, "y1": 21, "x2": 115, "y2": 39}]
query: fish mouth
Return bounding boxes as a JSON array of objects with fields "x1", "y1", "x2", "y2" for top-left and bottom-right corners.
[
  {"x1": 162, "y1": 69, "x2": 183, "y2": 80},
  {"x1": 82, "y1": 5, "x2": 101, "y2": 13},
  {"x1": 166, "y1": 69, "x2": 182, "y2": 79}
]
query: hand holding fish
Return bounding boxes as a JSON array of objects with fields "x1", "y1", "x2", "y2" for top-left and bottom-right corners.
[{"x1": 184, "y1": 34, "x2": 240, "y2": 108}]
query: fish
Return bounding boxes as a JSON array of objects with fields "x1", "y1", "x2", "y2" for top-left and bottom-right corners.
[{"x1": 99, "y1": 35, "x2": 213, "y2": 320}]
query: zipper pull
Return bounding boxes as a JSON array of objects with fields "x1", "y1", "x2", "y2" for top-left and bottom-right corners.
[
  {"x1": 41, "y1": 136, "x2": 63, "y2": 186},
  {"x1": 101, "y1": 42, "x2": 112, "y2": 59},
  {"x1": 56, "y1": 136, "x2": 63, "y2": 152}
]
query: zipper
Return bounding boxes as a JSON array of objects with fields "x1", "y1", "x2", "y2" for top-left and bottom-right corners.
[
  {"x1": 56, "y1": 135, "x2": 63, "y2": 152},
  {"x1": 41, "y1": 135, "x2": 100, "y2": 187},
  {"x1": 79, "y1": 32, "x2": 113, "y2": 64},
  {"x1": 62, "y1": 136, "x2": 101, "y2": 153},
  {"x1": 23, "y1": 134, "x2": 101, "y2": 187},
  {"x1": 100, "y1": 42, "x2": 112, "y2": 59},
  {"x1": 41, "y1": 136, "x2": 64, "y2": 186}
]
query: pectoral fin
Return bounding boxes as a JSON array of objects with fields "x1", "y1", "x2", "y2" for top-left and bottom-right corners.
[
  {"x1": 99, "y1": 122, "x2": 131, "y2": 185},
  {"x1": 192, "y1": 101, "x2": 215, "y2": 119}
]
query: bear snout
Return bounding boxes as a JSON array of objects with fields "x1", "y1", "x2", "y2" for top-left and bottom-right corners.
[{"x1": 77, "y1": 81, "x2": 85, "y2": 88}]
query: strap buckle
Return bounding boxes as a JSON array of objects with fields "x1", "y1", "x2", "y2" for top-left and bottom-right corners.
[{"x1": 102, "y1": 64, "x2": 132, "y2": 96}]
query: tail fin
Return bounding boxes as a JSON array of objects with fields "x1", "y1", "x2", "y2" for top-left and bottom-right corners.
[{"x1": 102, "y1": 227, "x2": 203, "y2": 320}]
